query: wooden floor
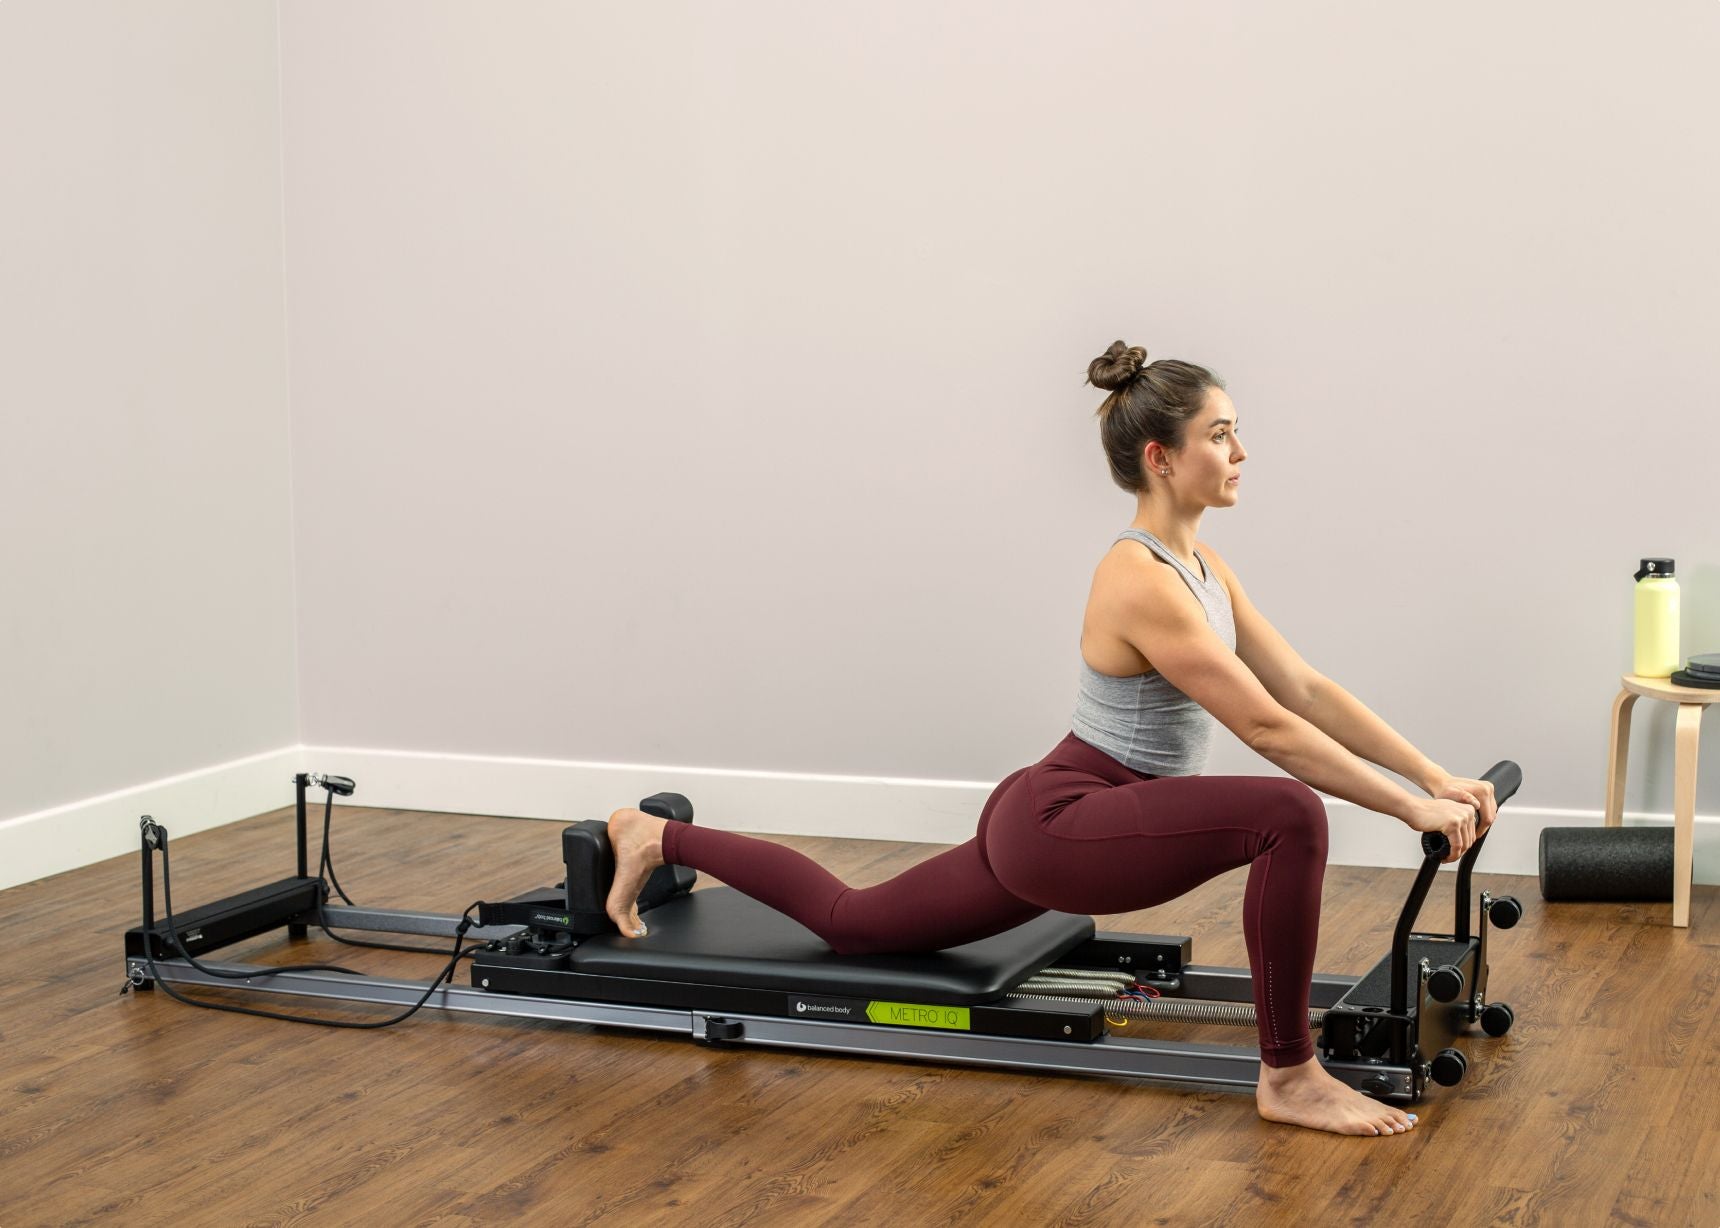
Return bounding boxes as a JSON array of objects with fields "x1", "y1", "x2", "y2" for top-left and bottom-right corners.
[{"x1": 3, "y1": 803, "x2": 1717, "y2": 1228}]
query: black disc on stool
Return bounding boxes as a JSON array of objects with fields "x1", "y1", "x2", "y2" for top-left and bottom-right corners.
[{"x1": 1538, "y1": 826, "x2": 1673, "y2": 901}]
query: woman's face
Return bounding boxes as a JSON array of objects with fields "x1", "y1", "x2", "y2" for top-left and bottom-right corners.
[{"x1": 1151, "y1": 387, "x2": 1247, "y2": 504}]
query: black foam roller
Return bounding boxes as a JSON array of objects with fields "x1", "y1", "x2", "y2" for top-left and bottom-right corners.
[{"x1": 1538, "y1": 826, "x2": 1673, "y2": 902}]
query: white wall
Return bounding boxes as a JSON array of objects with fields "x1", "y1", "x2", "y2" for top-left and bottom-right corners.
[
  {"x1": 0, "y1": 1, "x2": 299, "y2": 880},
  {"x1": 282, "y1": 2, "x2": 1718, "y2": 811},
  {"x1": 3, "y1": 2, "x2": 1716, "y2": 893}
]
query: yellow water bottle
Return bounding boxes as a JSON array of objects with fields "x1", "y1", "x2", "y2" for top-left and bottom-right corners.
[{"x1": 1633, "y1": 557, "x2": 1680, "y2": 677}]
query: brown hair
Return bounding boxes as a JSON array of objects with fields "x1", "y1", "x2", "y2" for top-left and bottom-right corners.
[{"x1": 1084, "y1": 341, "x2": 1227, "y2": 493}]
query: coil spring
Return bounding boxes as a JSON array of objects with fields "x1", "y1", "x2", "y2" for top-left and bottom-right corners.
[
  {"x1": 1009, "y1": 993, "x2": 1323, "y2": 1028},
  {"x1": 1012, "y1": 967, "x2": 1326, "y2": 1027},
  {"x1": 1015, "y1": 971, "x2": 1138, "y2": 997}
]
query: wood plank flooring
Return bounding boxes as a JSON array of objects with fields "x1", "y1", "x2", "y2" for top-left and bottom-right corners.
[{"x1": 1, "y1": 803, "x2": 1716, "y2": 1227}]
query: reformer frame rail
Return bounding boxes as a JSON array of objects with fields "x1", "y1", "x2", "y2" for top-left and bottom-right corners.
[{"x1": 123, "y1": 952, "x2": 1403, "y2": 1095}]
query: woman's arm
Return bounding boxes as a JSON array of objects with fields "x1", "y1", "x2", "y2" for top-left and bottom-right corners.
[
  {"x1": 1114, "y1": 556, "x2": 1431, "y2": 823},
  {"x1": 1196, "y1": 543, "x2": 1491, "y2": 845},
  {"x1": 1199, "y1": 542, "x2": 1446, "y2": 795},
  {"x1": 1300, "y1": 677, "x2": 1447, "y2": 795}
]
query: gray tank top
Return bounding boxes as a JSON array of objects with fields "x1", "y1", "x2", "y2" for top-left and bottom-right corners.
[{"x1": 1070, "y1": 529, "x2": 1238, "y2": 776}]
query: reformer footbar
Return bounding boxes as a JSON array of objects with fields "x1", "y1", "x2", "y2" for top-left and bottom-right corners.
[{"x1": 123, "y1": 761, "x2": 1522, "y2": 1104}]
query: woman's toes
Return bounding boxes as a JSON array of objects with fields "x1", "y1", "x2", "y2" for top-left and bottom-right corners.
[
  {"x1": 604, "y1": 809, "x2": 662, "y2": 937},
  {"x1": 610, "y1": 900, "x2": 646, "y2": 937}
]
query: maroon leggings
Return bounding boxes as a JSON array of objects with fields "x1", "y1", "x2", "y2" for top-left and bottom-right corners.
[{"x1": 659, "y1": 731, "x2": 1328, "y2": 1068}]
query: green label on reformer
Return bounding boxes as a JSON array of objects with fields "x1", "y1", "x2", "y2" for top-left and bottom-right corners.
[{"x1": 865, "y1": 1001, "x2": 971, "y2": 1031}]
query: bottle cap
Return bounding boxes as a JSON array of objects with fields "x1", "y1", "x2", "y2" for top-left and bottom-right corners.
[{"x1": 1635, "y1": 558, "x2": 1675, "y2": 581}]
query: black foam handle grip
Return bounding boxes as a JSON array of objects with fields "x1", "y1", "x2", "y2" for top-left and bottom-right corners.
[
  {"x1": 1418, "y1": 759, "x2": 1522, "y2": 860},
  {"x1": 1480, "y1": 760, "x2": 1522, "y2": 807}
]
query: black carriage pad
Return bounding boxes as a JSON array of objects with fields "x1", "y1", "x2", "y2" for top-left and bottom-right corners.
[{"x1": 566, "y1": 886, "x2": 1095, "y2": 1006}]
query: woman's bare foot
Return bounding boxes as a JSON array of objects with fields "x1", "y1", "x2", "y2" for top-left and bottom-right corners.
[
  {"x1": 605, "y1": 807, "x2": 669, "y2": 937},
  {"x1": 1255, "y1": 1057, "x2": 1420, "y2": 1136}
]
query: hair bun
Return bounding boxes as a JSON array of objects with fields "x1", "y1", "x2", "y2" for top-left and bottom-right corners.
[{"x1": 1087, "y1": 341, "x2": 1148, "y2": 392}]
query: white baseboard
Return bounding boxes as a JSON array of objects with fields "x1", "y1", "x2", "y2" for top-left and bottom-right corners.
[
  {"x1": 5, "y1": 742, "x2": 1716, "y2": 894},
  {"x1": 298, "y1": 743, "x2": 995, "y2": 844},
  {"x1": 1322, "y1": 800, "x2": 1720, "y2": 884},
  {"x1": 0, "y1": 747, "x2": 303, "y2": 892},
  {"x1": 305, "y1": 745, "x2": 1720, "y2": 886}
]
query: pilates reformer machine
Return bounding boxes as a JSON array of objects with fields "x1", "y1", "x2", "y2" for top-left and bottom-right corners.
[{"x1": 123, "y1": 761, "x2": 1522, "y2": 1104}]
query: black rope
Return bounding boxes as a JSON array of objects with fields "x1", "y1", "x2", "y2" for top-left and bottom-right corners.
[
  {"x1": 312, "y1": 788, "x2": 483, "y2": 955},
  {"x1": 315, "y1": 907, "x2": 489, "y2": 959},
  {"x1": 319, "y1": 790, "x2": 356, "y2": 907},
  {"x1": 131, "y1": 823, "x2": 484, "y2": 1030}
]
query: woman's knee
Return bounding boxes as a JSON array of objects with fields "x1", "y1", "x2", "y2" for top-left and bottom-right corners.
[
  {"x1": 1270, "y1": 779, "x2": 1329, "y2": 849},
  {"x1": 821, "y1": 911, "x2": 888, "y2": 956},
  {"x1": 821, "y1": 890, "x2": 890, "y2": 956}
]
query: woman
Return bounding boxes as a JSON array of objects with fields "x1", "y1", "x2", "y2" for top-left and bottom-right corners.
[{"x1": 602, "y1": 340, "x2": 1498, "y2": 1138}]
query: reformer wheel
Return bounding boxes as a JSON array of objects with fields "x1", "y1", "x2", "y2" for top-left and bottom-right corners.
[
  {"x1": 1427, "y1": 964, "x2": 1466, "y2": 1003},
  {"x1": 1487, "y1": 895, "x2": 1523, "y2": 929},
  {"x1": 1479, "y1": 1002, "x2": 1515, "y2": 1037},
  {"x1": 1429, "y1": 1047, "x2": 1468, "y2": 1087}
]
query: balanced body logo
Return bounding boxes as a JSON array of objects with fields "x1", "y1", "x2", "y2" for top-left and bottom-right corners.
[{"x1": 788, "y1": 995, "x2": 864, "y2": 1019}]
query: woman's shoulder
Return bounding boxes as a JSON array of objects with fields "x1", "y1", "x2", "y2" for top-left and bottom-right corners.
[
  {"x1": 1094, "y1": 537, "x2": 1192, "y2": 609},
  {"x1": 1097, "y1": 536, "x2": 1236, "y2": 603},
  {"x1": 1103, "y1": 534, "x2": 1233, "y2": 578}
]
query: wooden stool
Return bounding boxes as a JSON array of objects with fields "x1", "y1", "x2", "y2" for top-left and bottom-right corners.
[{"x1": 1604, "y1": 673, "x2": 1717, "y2": 927}]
